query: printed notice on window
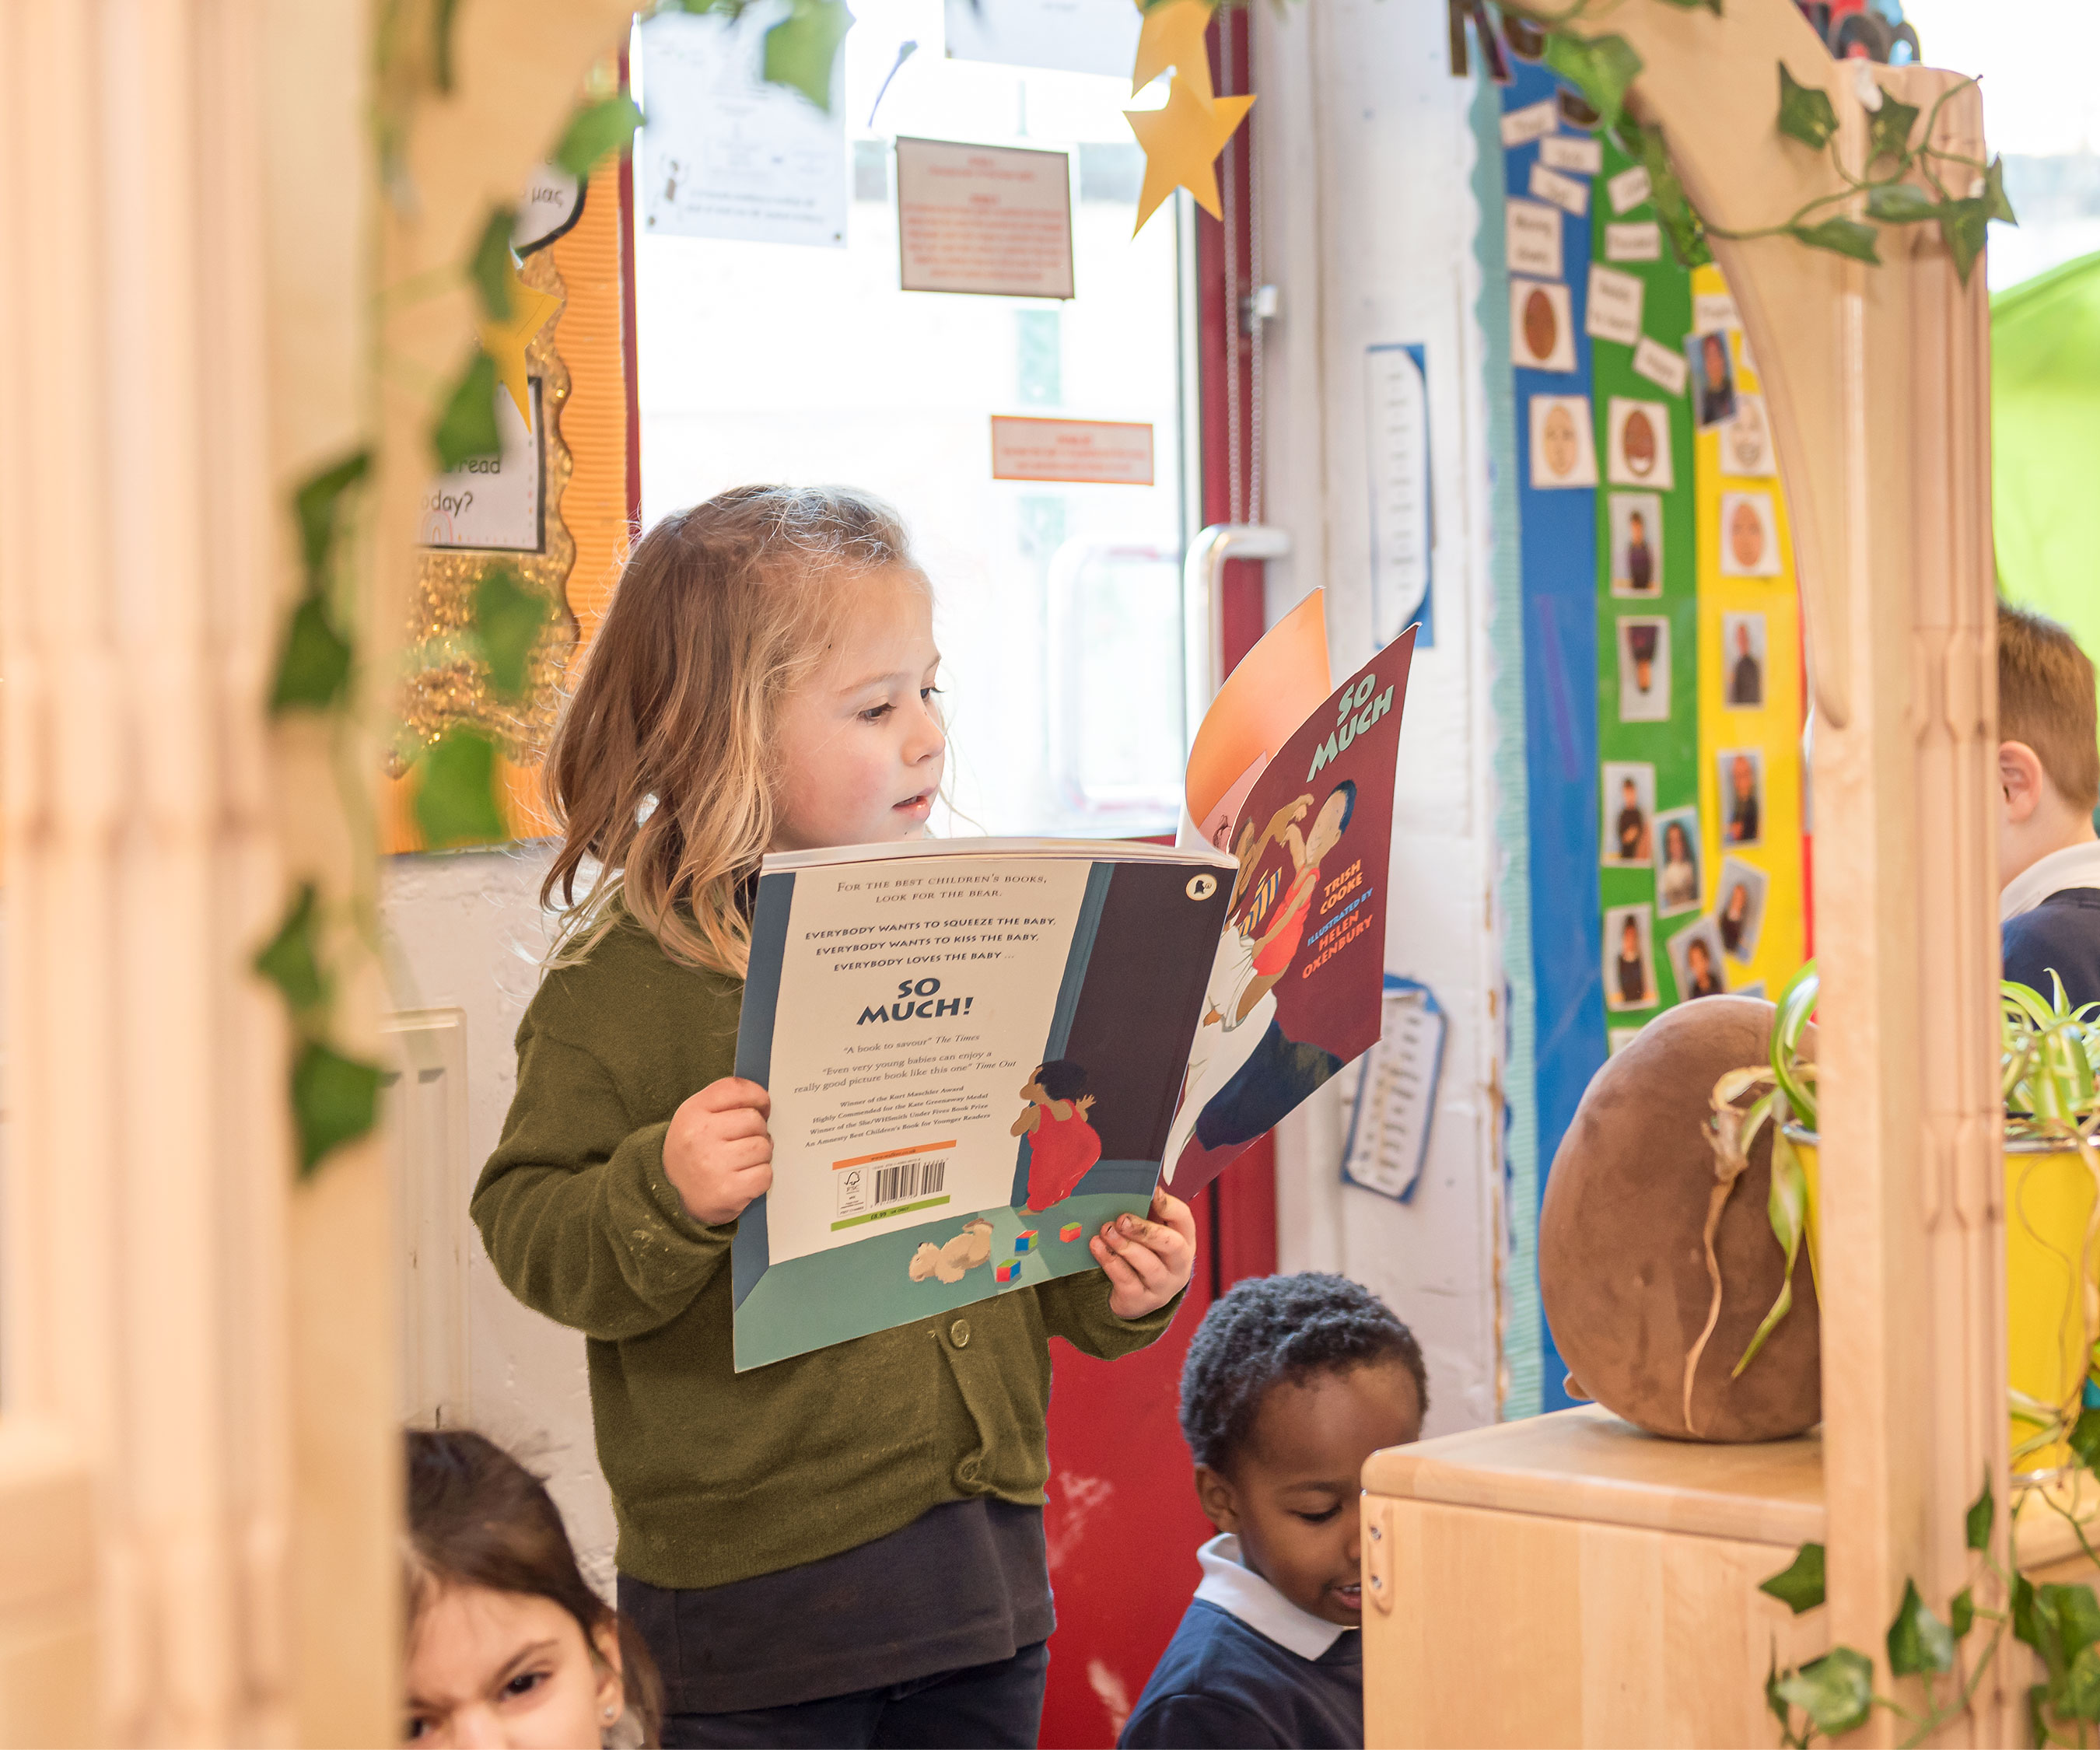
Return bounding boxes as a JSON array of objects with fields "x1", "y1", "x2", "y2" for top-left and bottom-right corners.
[
  {"x1": 989, "y1": 416, "x2": 1155, "y2": 485},
  {"x1": 896, "y1": 138, "x2": 1075, "y2": 299}
]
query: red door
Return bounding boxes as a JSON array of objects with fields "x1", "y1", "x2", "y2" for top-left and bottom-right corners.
[{"x1": 1040, "y1": 16, "x2": 1275, "y2": 1737}]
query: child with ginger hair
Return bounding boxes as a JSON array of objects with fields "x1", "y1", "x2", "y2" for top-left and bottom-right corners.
[{"x1": 1998, "y1": 600, "x2": 2100, "y2": 1008}]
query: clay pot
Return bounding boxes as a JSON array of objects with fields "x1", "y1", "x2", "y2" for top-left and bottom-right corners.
[{"x1": 1540, "y1": 996, "x2": 1820, "y2": 1442}]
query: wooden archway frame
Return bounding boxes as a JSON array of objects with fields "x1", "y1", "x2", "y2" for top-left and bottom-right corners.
[
  {"x1": 1574, "y1": 3, "x2": 2006, "y2": 1737},
  {"x1": 1, "y1": 3, "x2": 632, "y2": 1741},
  {"x1": 0, "y1": 0, "x2": 2005, "y2": 1739}
]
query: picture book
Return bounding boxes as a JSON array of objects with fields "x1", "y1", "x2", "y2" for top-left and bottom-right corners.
[{"x1": 730, "y1": 591, "x2": 1418, "y2": 1367}]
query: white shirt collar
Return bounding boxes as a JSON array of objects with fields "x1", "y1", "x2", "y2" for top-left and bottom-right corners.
[
  {"x1": 2001, "y1": 838, "x2": 2100, "y2": 923},
  {"x1": 1192, "y1": 1533, "x2": 1350, "y2": 1661}
]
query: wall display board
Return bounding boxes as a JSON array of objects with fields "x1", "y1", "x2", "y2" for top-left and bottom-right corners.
[
  {"x1": 383, "y1": 158, "x2": 635, "y2": 852},
  {"x1": 1493, "y1": 61, "x2": 1808, "y2": 1414}
]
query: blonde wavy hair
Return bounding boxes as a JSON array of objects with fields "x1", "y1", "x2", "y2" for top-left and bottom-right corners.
[{"x1": 541, "y1": 485, "x2": 926, "y2": 976}]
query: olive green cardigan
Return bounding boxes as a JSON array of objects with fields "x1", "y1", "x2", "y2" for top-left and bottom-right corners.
[{"x1": 471, "y1": 914, "x2": 1184, "y2": 1590}]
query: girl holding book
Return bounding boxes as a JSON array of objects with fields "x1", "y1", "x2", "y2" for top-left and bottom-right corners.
[{"x1": 472, "y1": 485, "x2": 1197, "y2": 1748}]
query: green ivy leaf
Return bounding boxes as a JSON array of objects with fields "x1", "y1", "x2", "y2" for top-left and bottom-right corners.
[
  {"x1": 1951, "y1": 1587, "x2": 1975, "y2": 1640},
  {"x1": 1790, "y1": 216, "x2": 1881, "y2": 264},
  {"x1": 2028, "y1": 1682, "x2": 2053, "y2": 1747},
  {"x1": 2067, "y1": 1643, "x2": 2100, "y2": 1722},
  {"x1": 2049, "y1": 1584, "x2": 2100, "y2": 1661},
  {"x1": 1774, "y1": 1647, "x2": 1874, "y2": 1738},
  {"x1": 291, "y1": 1039, "x2": 383, "y2": 1177},
  {"x1": 1864, "y1": 182, "x2": 1941, "y2": 224},
  {"x1": 764, "y1": 0, "x2": 855, "y2": 113},
  {"x1": 433, "y1": 0, "x2": 463, "y2": 93},
  {"x1": 1985, "y1": 156, "x2": 2018, "y2": 225},
  {"x1": 254, "y1": 881, "x2": 327, "y2": 1015},
  {"x1": 1777, "y1": 63, "x2": 1836, "y2": 150},
  {"x1": 1967, "y1": 1471, "x2": 1995, "y2": 1550},
  {"x1": 270, "y1": 596, "x2": 355, "y2": 712},
  {"x1": 415, "y1": 726, "x2": 509, "y2": 849},
  {"x1": 293, "y1": 449, "x2": 371, "y2": 591},
  {"x1": 1766, "y1": 1643, "x2": 1790, "y2": 1730},
  {"x1": 1759, "y1": 1542, "x2": 1826, "y2": 1615},
  {"x1": 473, "y1": 565, "x2": 550, "y2": 699},
  {"x1": 432, "y1": 350, "x2": 502, "y2": 470},
  {"x1": 1868, "y1": 95, "x2": 1920, "y2": 166},
  {"x1": 471, "y1": 205, "x2": 519, "y2": 321},
  {"x1": 1650, "y1": 0, "x2": 1721, "y2": 11},
  {"x1": 2015, "y1": 1574, "x2": 2063, "y2": 1681},
  {"x1": 1614, "y1": 116, "x2": 1711, "y2": 268},
  {"x1": 553, "y1": 95, "x2": 644, "y2": 180},
  {"x1": 1940, "y1": 197, "x2": 1990, "y2": 286},
  {"x1": 2071, "y1": 1405, "x2": 2100, "y2": 1472},
  {"x1": 1888, "y1": 1577, "x2": 1955, "y2": 1677},
  {"x1": 1542, "y1": 31, "x2": 1642, "y2": 137}
]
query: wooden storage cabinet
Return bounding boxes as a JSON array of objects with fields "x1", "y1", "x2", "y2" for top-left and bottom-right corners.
[{"x1": 1360, "y1": 1407, "x2": 1829, "y2": 1748}]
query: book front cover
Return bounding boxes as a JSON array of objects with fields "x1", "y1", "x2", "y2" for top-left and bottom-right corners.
[{"x1": 1164, "y1": 627, "x2": 1420, "y2": 1200}]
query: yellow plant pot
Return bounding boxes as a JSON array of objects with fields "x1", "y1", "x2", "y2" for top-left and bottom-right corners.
[{"x1": 1789, "y1": 1127, "x2": 2099, "y2": 1475}]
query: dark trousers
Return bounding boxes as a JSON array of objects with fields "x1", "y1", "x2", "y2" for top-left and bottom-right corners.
[{"x1": 659, "y1": 1641, "x2": 1049, "y2": 1748}]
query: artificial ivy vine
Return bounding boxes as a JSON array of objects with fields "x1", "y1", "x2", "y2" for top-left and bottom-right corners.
[
  {"x1": 260, "y1": 0, "x2": 849, "y2": 1179},
  {"x1": 1493, "y1": 0, "x2": 2017, "y2": 282},
  {"x1": 1765, "y1": 1440, "x2": 2100, "y2": 1748}
]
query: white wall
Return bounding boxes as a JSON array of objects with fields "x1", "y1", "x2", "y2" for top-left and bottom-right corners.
[
  {"x1": 1255, "y1": 0, "x2": 1507, "y2": 1437},
  {"x1": 381, "y1": 845, "x2": 617, "y2": 1592}
]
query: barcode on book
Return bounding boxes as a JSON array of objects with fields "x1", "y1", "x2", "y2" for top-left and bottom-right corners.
[
  {"x1": 832, "y1": 1147, "x2": 954, "y2": 1228},
  {"x1": 875, "y1": 1157, "x2": 946, "y2": 1206}
]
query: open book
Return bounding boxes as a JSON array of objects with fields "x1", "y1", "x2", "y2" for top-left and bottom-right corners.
[{"x1": 731, "y1": 592, "x2": 1417, "y2": 1367}]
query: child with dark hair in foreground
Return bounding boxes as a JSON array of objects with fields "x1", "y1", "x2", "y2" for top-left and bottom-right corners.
[
  {"x1": 404, "y1": 1428, "x2": 665, "y2": 1747},
  {"x1": 1119, "y1": 1274, "x2": 1427, "y2": 1750}
]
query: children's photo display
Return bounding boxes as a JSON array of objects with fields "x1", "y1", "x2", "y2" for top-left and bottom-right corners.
[
  {"x1": 1605, "y1": 904, "x2": 1657, "y2": 1013},
  {"x1": 1719, "y1": 747, "x2": 1764, "y2": 849},
  {"x1": 1724, "y1": 611, "x2": 1767, "y2": 710},
  {"x1": 1601, "y1": 761, "x2": 1657, "y2": 867},
  {"x1": 1668, "y1": 915, "x2": 1727, "y2": 1001},
  {"x1": 1617, "y1": 617, "x2": 1671, "y2": 723},
  {"x1": 1609, "y1": 492, "x2": 1662, "y2": 597},
  {"x1": 1716, "y1": 856, "x2": 1769, "y2": 964},
  {"x1": 1653, "y1": 805, "x2": 1702, "y2": 917}
]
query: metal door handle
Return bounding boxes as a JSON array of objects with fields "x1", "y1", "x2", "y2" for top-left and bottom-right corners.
[{"x1": 1183, "y1": 523, "x2": 1292, "y2": 743}]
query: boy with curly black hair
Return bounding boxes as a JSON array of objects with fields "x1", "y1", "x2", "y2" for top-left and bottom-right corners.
[{"x1": 1118, "y1": 1273, "x2": 1426, "y2": 1749}]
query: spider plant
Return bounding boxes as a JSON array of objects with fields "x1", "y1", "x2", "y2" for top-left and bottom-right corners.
[
  {"x1": 2001, "y1": 973, "x2": 2100, "y2": 1139},
  {"x1": 1710, "y1": 964, "x2": 2100, "y2": 1467},
  {"x1": 1697, "y1": 961, "x2": 1819, "y2": 1414}
]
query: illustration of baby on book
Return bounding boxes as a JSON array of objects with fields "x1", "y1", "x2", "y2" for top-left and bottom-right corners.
[{"x1": 1010, "y1": 1062, "x2": 1104, "y2": 1212}]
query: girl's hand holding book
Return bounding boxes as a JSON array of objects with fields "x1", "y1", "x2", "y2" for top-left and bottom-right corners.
[
  {"x1": 664, "y1": 1076, "x2": 775, "y2": 1227},
  {"x1": 1090, "y1": 1188, "x2": 1198, "y2": 1320}
]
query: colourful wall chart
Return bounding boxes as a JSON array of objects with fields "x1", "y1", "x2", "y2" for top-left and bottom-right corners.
[{"x1": 1494, "y1": 57, "x2": 1808, "y2": 1413}]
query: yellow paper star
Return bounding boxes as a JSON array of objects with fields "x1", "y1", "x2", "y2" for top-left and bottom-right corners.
[
  {"x1": 476, "y1": 273, "x2": 562, "y2": 431},
  {"x1": 1125, "y1": 75, "x2": 1255, "y2": 232},
  {"x1": 1132, "y1": 0, "x2": 1214, "y2": 105}
]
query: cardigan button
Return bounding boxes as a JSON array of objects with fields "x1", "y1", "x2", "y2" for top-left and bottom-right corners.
[{"x1": 949, "y1": 1318, "x2": 971, "y2": 1349}]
